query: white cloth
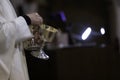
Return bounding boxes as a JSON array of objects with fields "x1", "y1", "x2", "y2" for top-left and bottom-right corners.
[{"x1": 0, "y1": 0, "x2": 33, "y2": 80}]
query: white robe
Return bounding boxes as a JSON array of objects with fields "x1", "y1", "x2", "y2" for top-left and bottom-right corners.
[{"x1": 0, "y1": 0, "x2": 33, "y2": 80}]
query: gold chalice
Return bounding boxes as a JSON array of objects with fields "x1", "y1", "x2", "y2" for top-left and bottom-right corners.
[{"x1": 27, "y1": 24, "x2": 58, "y2": 60}]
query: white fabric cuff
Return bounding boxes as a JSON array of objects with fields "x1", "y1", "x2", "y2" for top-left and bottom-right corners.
[{"x1": 14, "y1": 16, "x2": 33, "y2": 42}]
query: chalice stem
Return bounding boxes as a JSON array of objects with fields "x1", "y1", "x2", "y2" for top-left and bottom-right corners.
[
  {"x1": 39, "y1": 40, "x2": 46, "y2": 51},
  {"x1": 38, "y1": 40, "x2": 49, "y2": 60}
]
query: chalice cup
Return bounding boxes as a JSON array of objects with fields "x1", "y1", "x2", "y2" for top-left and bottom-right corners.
[{"x1": 31, "y1": 24, "x2": 58, "y2": 60}]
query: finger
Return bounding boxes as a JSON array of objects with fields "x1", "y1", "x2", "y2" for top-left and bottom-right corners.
[
  {"x1": 38, "y1": 16, "x2": 43, "y2": 25},
  {"x1": 35, "y1": 13, "x2": 39, "y2": 16},
  {"x1": 40, "y1": 17, "x2": 43, "y2": 23}
]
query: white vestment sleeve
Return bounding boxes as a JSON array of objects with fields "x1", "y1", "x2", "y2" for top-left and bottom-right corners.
[
  {"x1": 0, "y1": 17, "x2": 17, "y2": 52},
  {"x1": 0, "y1": 16, "x2": 33, "y2": 51},
  {"x1": 0, "y1": 0, "x2": 32, "y2": 80},
  {"x1": 14, "y1": 16, "x2": 33, "y2": 42}
]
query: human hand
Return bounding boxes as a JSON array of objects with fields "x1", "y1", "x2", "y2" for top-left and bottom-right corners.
[{"x1": 27, "y1": 12, "x2": 43, "y2": 26}]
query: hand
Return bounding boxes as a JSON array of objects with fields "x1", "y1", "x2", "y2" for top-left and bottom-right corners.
[{"x1": 27, "y1": 12, "x2": 43, "y2": 26}]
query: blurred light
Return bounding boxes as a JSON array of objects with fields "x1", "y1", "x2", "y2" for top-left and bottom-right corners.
[
  {"x1": 81, "y1": 27, "x2": 92, "y2": 40},
  {"x1": 59, "y1": 11, "x2": 67, "y2": 22},
  {"x1": 100, "y1": 28, "x2": 105, "y2": 35}
]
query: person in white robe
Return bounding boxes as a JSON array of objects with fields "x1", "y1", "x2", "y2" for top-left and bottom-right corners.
[{"x1": 0, "y1": 0, "x2": 43, "y2": 80}]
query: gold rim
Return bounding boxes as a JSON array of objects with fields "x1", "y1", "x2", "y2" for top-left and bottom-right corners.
[{"x1": 40, "y1": 24, "x2": 58, "y2": 32}]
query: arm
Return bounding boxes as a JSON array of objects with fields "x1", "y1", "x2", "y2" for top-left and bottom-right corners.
[
  {"x1": 14, "y1": 16, "x2": 33, "y2": 42},
  {"x1": 0, "y1": 12, "x2": 43, "y2": 51},
  {"x1": 0, "y1": 16, "x2": 33, "y2": 52}
]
